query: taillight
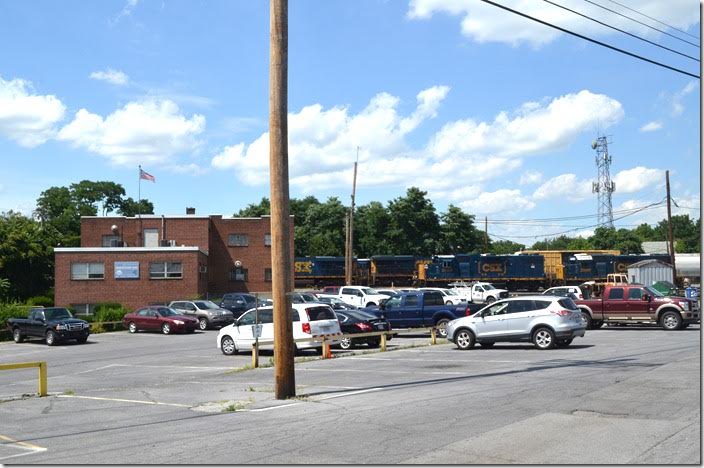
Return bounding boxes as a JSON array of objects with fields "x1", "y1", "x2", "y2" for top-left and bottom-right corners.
[
  {"x1": 302, "y1": 322, "x2": 311, "y2": 334},
  {"x1": 354, "y1": 322, "x2": 372, "y2": 331},
  {"x1": 465, "y1": 307, "x2": 472, "y2": 316},
  {"x1": 552, "y1": 309, "x2": 572, "y2": 317}
]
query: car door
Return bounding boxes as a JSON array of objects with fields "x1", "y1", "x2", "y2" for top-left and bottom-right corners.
[
  {"x1": 390, "y1": 294, "x2": 421, "y2": 328},
  {"x1": 473, "y1": 301, "x2": 509, "y2": 339},
  {"x1": 625, "y1": 287, "x2": 650, "y2": 319},
  {"x1": 604, "y1": 287, "x2": 627, "y2": 320},
  {"x1": 340, "y1": 288, "x2": 359, "y2": 307},
  {"x1": 504, "y1": 299, "x2": 539, "y2": 337},
  {"x1": 234, "y1": 311, "x2": 255, "y2": 349},
  {"x1": 28, "y1": 310, "x2": 45, "y2": 337},
  {"x1": 472, "y1": 285, "x2": 484, "y2": 303}
]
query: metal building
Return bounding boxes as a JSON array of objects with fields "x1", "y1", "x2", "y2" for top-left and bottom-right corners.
[{"x1": 627, "y1": 259, "x2": 674, "y2": 286}]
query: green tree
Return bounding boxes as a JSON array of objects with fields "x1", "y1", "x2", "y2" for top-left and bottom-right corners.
[
  {"x1": 235, "y1": 197, "x2": 271, "y2": 217},
  {"x1": 438, "y1": 204, "x2": 482, "y2": 254},
  {"x1": 117, "y1": 198, "x2": 155, "y2": 217},
  {"x1": 530, "y1": 235, "x2": 574, "y2": 251},
  {"x1": 354, "y1": 201, "x2": 392, "y2": 257},
  {"x1": 386, "y1": 187, "x2": 440, "y2": 255},
  {"x1": 297, "y1": 197, "x2": 346, "y2": 256},
  {"x1": 490, "y1": 239, "x2": 526, "y2": 254}
]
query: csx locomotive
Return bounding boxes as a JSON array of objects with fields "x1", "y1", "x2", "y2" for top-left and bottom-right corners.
[{"x1": 294, "y1": 250, "x2": 673, "y2": 291}]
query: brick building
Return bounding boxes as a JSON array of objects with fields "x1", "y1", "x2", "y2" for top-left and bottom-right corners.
[{"x1": 54, "y1": 213, "x2": 294, "y2": 313}]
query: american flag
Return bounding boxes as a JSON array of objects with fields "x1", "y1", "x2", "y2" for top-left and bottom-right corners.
[{"x1": 139, "y1": 168, "x2": 155, "y2": 182}]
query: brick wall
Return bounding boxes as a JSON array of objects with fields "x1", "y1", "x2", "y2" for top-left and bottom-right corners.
[
  {"x1": 81, "y1": 216, "x2": 210, "y2": 249},
  {"x1": 54, "y1": 249, "x2": 208, "y2": 312}
]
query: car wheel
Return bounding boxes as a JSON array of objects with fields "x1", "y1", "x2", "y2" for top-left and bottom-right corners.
[
  {"x1": 592, "y1": 321, "x2": 604, "y2": 329},
  {"x1": 455, "y1": 329, "x2": 475, "y2": 350},
  {"x1": 580, "y1": 311, "x2": 592, "y2": 330},
  {"x1": 485, "y1": 297, "x2": 496, "y2": 304},
  {"x1": 445, "y1": 301, "x2": 453, "y2": 305},
  {"x1": 220, "y1": 336, "x2": 237, "y2": 355},
  {"x1": 435, "y1": 319, "x2": 450, "y2": 338},
  {"x1": 556, "y1": 338, "x2": 573, "y2": 347},
  {"x1": 479, "y1": 342, "x2": 495, "y2": 348},
  {"x1": 533, "y1": 327, "x2": 555, "y2": 350},
  {"x1": 365, "y1": 302, "x2": 375, "y2": 308},
  {"x1": 339, "y1": 337, "x2": 353, "y2": 350},
  {"x1": 45, "y1": 330, "x2": 56, "y2": 346},
  {"x1": 161, "y1": 323, "x2": 171, "y2": 335},
  {"x1": 12, "y1": 328, "x2": 24, "y2": 343},
  {"x1": 660, "y1": 311, "x2": 682, "y2": 330},
  {"x1": 76, "y1": 336, "x2": 88, "y2": 344},
  {"x1": 128, "y1": 322, "x2": 137, "y2": 333},
  {"x1": 198, "y1": 317, "x2": 209, "y2": 331}
]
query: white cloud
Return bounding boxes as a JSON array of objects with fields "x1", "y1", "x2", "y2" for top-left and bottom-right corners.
[
  {"x1": 519, "y1": 170, "x2": 542, "y2": 185},
  {"x1": 407, "y1": 0, "x2": 699, "y2": 47},
  {"x1": 612, "y1": 166, "x2": 664, "y2": 193},
  {"x1": 111, "y1": 0, "x2": 139, "y2": 25},
  {"x1": 0, "y1": 76, "x2": 66, "y2": 147},
  {"x1": 90, "y1": 69, "x2": 129, "y2": 86},
  {"x1": 426, "y1": 90, "x2": 623, "y2": 160},
  {"x1": 170, "y1": 163, "x2": 209, "y2": 175},
  {"x1": 57, "y1": 99, "x2": 205, "y2": 167},
  {"x1": 459, "y1": 189, "x2": 535, "y2": 215},
  {"x1": 639, "y1": 121, "x2": 662, "y2": 132},
  {"x1": 671, "y1": 81, "x2": 697, "y2": 116},
  {"x1": 532, "y1": 173, "x2": 592, "y2": 202}
]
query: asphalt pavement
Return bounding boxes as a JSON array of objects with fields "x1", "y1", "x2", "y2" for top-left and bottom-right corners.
[{"x1": 0, "y1": 325, "x2": 700, "y2": 464}]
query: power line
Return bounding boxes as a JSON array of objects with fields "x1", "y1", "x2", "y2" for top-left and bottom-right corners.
[
  {"x1": 603, "y1": 0, "x2": 699, "y2": 40},
  {"x1": 490, "y1": 200, "x2": 666, "y2": 223},
  {"x1": 478, "y1": 0, "x2": 699, "y2": 79},
  {"x1": 543, "y1": 0, "x2": 698, "y2": 62},
  {"x1": 581, "y1": 0, "x2": 700, "y2": 48}
]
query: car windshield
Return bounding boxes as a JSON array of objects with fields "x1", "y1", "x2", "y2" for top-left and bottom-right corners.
[
  {"x1": 241, "y1": 295, "x2": 256, "y2": 303},
  {"x1": 444, "y1": 289, "x2": 459, "y2": 296},
  {"x1": 557, "y1": 298, "x2": 578, "y2": 310},
  {"x1": 156, "y1": 308, "x2": 179, "y2": 316},
  {"x1": 645, "y1": 286, "x2": 665, "y2": 297},
  {"x1": 361, "y1": 288, "x2": 379, "y2": 295},
  {"x1": 483, "y1": 284, "x2": 496, "y2": 290},
  {"x1": 194, "y1": 301, "x2": 220, "y2": 309},
  {"x1": 45, "y1": 308, "x2": 72, "y2": 320}
]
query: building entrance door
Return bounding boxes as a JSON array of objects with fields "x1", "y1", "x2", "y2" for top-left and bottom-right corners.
[{"x1": 144, "y1": 228, "x2": 159, "y2": 247}]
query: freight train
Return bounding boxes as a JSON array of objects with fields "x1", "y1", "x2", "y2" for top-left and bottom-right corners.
[{"x1": 294, "y1": 251, "x2": 676, "y2": 291}]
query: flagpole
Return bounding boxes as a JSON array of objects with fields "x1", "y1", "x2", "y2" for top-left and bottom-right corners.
[{"x1": 138, "y1": 165, "x2": 142, "y2": 247}]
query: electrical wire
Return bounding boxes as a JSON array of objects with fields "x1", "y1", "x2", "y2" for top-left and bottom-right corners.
[
  {"x1": 582, "y1": 0, "x2": 700, "y2": 47},
  {"x1": 478, "y1": 0, "x2": 699, "y2": 79},
  {"x1": 543, "y1": 0, "x2": 699, "y2": 62},
  {"x1": 602, "y1": 0, "x2": 699, "y2": 40},
  {"x1": 490, "y1": 199, "x2": 666, "y2": 223}
]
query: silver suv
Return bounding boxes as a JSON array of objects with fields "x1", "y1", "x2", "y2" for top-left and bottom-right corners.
[
  {"x1": 168, "y1": 300, "x2": 235, "y2": 331},
  {"x1": 446, "y1": 296, "x2": 585, "y2": 350}
]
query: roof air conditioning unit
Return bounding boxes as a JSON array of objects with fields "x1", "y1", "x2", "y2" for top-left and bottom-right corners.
[
  {"x1": 160, "y1": 239, "x2": 171, "y2": 247},
  {"x1": 170, "y1": 240, "x2": 177, "y2": 247},
  {"x1": 110, "y1": 240, "x2": 125, "y2": 247}
]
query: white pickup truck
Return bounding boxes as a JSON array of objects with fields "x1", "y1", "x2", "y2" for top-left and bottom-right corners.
[
  {"x1": 448, "y1": 281, "x2": 509, "y2": 304},
  {"x1": 337, "y1": 286, "x2": 390, "y2": 308}
]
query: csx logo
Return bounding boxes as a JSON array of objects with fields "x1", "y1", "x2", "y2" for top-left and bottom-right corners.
[
  {"x1": 615, "y1": 263, "x2": 627, "y2": 272},
  {"x1": 294, "y1": 261, "x2": 312, "y2": 273},
  {"x1": 480, "y1": 263, "x2": 506, "y2": 274}
]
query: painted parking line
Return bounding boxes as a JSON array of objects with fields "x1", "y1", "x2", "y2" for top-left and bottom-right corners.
[
  {"x1": 297, "y1": 368, "x2": 466, "y2": 376},
  {"x1": 317, "y1": 388, "x2": 383, "y2": 400},
  {"x1": 57, "y1": 394, "x2": 191, "y2": 407},
  {"x1": 347, "y1": 357, "x2": 532, "y2": 363},
  {"x1": 248, "y1": 402, "x2": 303, "y2": 412},
  {"x1": 0, "y1": 434, "x2": 47, "y2": 461}
]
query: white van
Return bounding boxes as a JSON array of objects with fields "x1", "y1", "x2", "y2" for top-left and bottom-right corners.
[{"x1": 216, "y1": 303, "x2": 341, "y2": 355}]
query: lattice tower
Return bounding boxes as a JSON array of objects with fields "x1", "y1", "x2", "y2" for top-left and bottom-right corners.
[{"x1": 591, "y1": 136, "x2": 615, "y2": 228}]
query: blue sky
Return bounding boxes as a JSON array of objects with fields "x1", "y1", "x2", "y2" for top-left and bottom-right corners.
[{"x1": 0, "y1": 0, "x2": 700, "y2": 244}]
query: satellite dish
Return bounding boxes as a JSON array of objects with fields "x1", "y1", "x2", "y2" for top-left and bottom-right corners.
[{"x1": 234, "y1": 260, "x2": 243, "y2": 268}]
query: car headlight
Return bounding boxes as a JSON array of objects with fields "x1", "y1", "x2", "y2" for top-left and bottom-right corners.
[
  {"x1": 83, "y1": 322, "x2": 90, "y2": 329},
  {"x1": 55, "y1": 324, "x2": 67, "y2": 331},
  {"x1": 174, "y1": 320, "x2": 184, "y2": 325},
  {"x1": 679, "y1": 302, "x2": 689, "y2": 310}
]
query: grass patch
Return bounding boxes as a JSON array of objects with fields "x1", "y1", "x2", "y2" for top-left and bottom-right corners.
[{"x1": 63, "y1": 389, "x2": 75, "y2": 396}]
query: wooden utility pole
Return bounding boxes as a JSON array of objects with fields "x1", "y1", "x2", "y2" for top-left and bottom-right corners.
[
  {"x1": 484, "y1": 216, "x2": 488, "y2": 253},
  {"x1": 269, "y1": 0, "x2": 295, "y2": 400},
  {"x1": 345, "y1": 149, "x2": 359, "y2": 285},
  {"x1": 344, "y1": 215, "x2": 350, "y2": 284},
  {"x1": 665, "y1": 170, "x2": 677, "y2": 282}
]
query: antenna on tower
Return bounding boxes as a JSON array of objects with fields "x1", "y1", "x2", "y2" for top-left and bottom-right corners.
[{"x1": 591, "y1": 135, "x2": 615, "y2": 228}]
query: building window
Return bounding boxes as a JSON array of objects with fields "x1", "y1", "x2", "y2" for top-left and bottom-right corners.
[
  {"x1": 264, "y1": 233, "x2": 272, "y2": 246},
  {"x1": 102, "y1": 235, "x2": 121, "y2": 247},
  {"x1": 149, "y1": 262, "x2": 183, "y2": 279},
  {"x1": 71, "y1": 262, "x2": 104, "y2": 280},
  {"x1": 71, "y1": 304, "x2": 96, "y2": 316},
  {"x1": 264, "y1": 268, "x2": 272, "y2": 282},
  {"x1": 230, "y1": 267, "x2": 248, "y2": 282},
  {"x1": 228, "y1": 234, "x2": 249, "y2": 247}
]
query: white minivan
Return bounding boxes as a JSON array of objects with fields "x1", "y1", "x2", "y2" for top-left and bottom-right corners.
[{"x1": 216, "y1": 303, "x2": 341, "y2": 355}]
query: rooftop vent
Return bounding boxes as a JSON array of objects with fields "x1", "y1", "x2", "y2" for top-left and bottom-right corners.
[{"x1": 186, "y1": 207, "x2": 196, "y2": 215}]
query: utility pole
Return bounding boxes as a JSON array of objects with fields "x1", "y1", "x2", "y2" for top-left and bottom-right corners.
[
  {"x1": 666, "y1": 170, "x2": 677, "y2": 282},
  {"x1": 484, "y1": 216, "x2": 488, "y2": 253},
  {"x1": 345, "y1": 148, "x2": 359, "y2": 285},
  {"x1": 269, "y1": 0, "x2": 295, "y2": 400}
]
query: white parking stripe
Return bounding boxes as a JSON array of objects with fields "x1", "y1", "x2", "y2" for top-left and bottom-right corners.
[
  {"x1": 348, "y1": 357, "x2": 531, "y2": 363},
  {"x1": 248, "y1": 402, "x2": 302, "y2": 412},
  {"x1": 57, "y1": 394, "x2": 190, "y2": 407},
  {"x1": 317, "y1": 388, "x2": 383, "y2": 400},
  {"x1": 0, "y1": 435, "x2": 47, "y2": 461},
  {"x1": 297, "y1": 368, "x2": 465, "y2": 375}
]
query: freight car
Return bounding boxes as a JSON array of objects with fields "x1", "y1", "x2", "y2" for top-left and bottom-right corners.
[
  {"x1": 424, "y1": 254, "x2": 545, "y2": 291},
  {"x1": 370, "y1": 255, "x2": 429, "y2": 286},
  {"x1": 294, "y1": 256, "x2": 372, "y2": 287}
]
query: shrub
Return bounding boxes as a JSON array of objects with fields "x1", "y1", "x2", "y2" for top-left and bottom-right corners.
[
  {"x1": 0, "y1": 302, "x2": 33, "y2": 328},
  {"x1": 26, "y1": 295, "x2": 54, "y2": 307},
  {"x1": 94, "y1": 303, "x2": 127, "y2": 323}
]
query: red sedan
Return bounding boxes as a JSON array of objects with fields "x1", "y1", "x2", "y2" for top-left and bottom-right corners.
[{"x1": 122, "y1": 306, "x2": 198, "y2": 334}]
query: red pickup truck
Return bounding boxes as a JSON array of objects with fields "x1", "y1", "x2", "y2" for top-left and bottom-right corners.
[{"x1": 574, "y1": 284, "x2": 700, "y2": 330}]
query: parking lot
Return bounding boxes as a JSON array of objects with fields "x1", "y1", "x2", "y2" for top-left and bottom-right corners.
[{"x1": 0, "y1": 325, "x2": 700, "y2": 464}]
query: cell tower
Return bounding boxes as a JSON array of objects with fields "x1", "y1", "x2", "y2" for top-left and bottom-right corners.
[{"x1": 591, "y1": 135, "x2": 615, "y2": 228}]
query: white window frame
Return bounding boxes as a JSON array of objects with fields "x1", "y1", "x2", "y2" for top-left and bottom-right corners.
[{"x1": 71, "y1": 262, "x2": 105, "y2": 280}]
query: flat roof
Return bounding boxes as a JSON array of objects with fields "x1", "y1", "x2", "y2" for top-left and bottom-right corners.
[{"x1": 54, "y1": 247, "x2": 209, "y2": 255}]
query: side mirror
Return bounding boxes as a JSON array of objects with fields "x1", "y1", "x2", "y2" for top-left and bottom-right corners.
[
  {"x1": 379, "y1": 302, "x2": 386, "y2": 311},
  {"x1": 642, "y1": 294, "x2": 651, "y2": 302}
]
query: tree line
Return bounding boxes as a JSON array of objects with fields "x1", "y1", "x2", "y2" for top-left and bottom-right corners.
[{"x1": 0, "y1": 182, "x2": 699, "y2": 302}]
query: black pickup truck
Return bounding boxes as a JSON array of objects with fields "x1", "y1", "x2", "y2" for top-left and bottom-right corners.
[
  {"x1": 362, "y1": 290, "x2": 485, "y2": 337},
  {"x1": 7, "y1": 307, "x2": 90, "y2": 346}
]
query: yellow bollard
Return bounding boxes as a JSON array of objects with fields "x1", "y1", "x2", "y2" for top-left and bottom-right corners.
[
  {"x1": 431, "y1": 327, "x2": 437, "y2": 345},
  {"x1": 380, "y1": 332, "x2": 387, "y2": 351},
  {"x1": 38, "y1": 362, "x2": 47, "y2": 397},
  {"x1": 252, "y1": 342, "x2": 259, "y2": 368},
  {"x1": 322, "y1": 339, "x2": 330, "y2": 359}
]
